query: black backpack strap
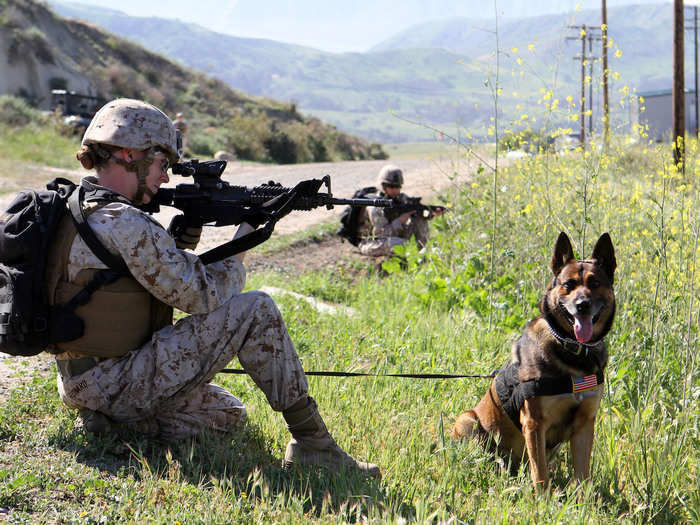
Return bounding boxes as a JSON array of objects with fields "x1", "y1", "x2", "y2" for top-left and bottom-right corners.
[{"x1": 68, "y1": 185, "x2": 130, "y2": 275}]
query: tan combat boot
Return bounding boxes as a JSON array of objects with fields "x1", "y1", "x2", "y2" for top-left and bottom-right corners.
[
  {"x1": 282, "y1": 396, "x2": 381, "y2": 479},
  {"x1": 78, "y1": 409, "x2": 160, "y2": 437},
  {"x1": 78, "y1": 408, "x2": 114, "y2": 436}
]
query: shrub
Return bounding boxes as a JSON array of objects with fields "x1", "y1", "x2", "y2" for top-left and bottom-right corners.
[
  {"x1": 265, "y1": 131, "x2": 298, "y2": 164},
  {"x1": 0, "y1": 95, "x2": 42, "y2": 127},
  {"x1": 228, "y1": 110, "x2": 271, "y2": 161},
  {"x1": 188, "y1": 126, "x2": 229, "y2": 158},
  {"x1": 369, "y1": 142, "x2": 389, "y2": 160}
]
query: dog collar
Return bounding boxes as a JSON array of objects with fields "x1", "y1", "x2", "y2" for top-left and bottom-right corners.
[{"x1": 545, "y1": 318, "x2": 604, "y2": 355}]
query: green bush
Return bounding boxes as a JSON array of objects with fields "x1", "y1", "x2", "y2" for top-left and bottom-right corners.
[
  {"x1": 228, "y1": 110, "x2": 271, "y2": 161},
  {"x1": 0, "y1": 95, "x2": 43, "y2": 127},
  {"x1": 265, "y1": 131, "x2": 298, "y2": 164},
  {"x1": 187, "y1": 125, "x2": 229, "y2": 157}
]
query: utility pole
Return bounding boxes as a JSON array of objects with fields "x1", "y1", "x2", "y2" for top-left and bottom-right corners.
[
  {"x1": 589, "y1": 33, "x2": 595, "y2": 135},
  {"x1": 686, "y1": 5, "x2": 699, "y2": 135},
  {"x1": 695, "y1": 6, "x2": 698, "y2": 136},
  {"x1": 581, "y1": 25, "x2": 587, "y2": 148},
  {"x1": 673, "y1": 0, "x2": 685, "y2": 168},
  {"x1": 567, "y1": 26, "x2": 602, "y2": 150},
  {"x1": 602, "y1": 0, "x2": 610, "y2": 147}
]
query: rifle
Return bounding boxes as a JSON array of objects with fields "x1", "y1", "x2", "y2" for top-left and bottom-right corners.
[
  {"x1": 388, "y1": 196, "x2": 447, "y2": 220},
  {"x1": 139, "y1": 159, "x2": 398, "y2": 263}
]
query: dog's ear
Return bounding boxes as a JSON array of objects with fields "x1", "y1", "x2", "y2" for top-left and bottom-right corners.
[
  {"x1": 551, "y1": 232, "x2": 575, "y2": 276},
  {"x1": 592, "y1": 232, "x2": 617, "y2": 284}
]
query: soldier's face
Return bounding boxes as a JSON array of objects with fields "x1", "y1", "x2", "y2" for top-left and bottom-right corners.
[
  {"x1": 383, "y1": 184, "x2": 401, "y2": 198},
  {"x1": 143, "y1": 152, "x2": 170, "y2": 200}
]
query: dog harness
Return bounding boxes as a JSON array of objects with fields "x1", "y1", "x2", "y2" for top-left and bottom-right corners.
[{"x1": 494, "y1": 362, "x2": 604, "y2": 431}]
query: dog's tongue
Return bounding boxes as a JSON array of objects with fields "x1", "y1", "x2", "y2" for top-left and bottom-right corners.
[{"x1": 573, "y1": 315, "x2": 593, "y2": 342}]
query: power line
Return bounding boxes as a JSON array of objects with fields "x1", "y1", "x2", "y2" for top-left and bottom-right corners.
[{"x1": 566, "y1": 25, "x2": 602, "y2": 149}]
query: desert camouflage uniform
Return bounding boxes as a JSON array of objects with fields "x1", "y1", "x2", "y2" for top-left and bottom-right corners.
[
  {"x1": 358, "y1": 192, "x2": 430, "y2": 257},
  {"x1": 56, "y1": 176, "x2": 308, "y2": 439},
  {"x1": 172, "y1": 114, "x2": 188, "y2": 152}
]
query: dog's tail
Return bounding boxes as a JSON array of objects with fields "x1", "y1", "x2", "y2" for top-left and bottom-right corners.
[{"x1": 451, "y1": 410, "x2": 484, "y2": 439}]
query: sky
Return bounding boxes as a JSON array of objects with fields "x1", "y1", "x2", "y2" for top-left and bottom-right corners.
[{"x1": 65, "y1": 0, "x2": 671, "y2": 52}]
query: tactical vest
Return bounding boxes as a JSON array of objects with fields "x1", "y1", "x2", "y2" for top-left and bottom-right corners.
[
  {"x1": 45, "y1": 205, "x2": 172, "y2": 358},
  {"x1": 494, "y1": 362, "x2": 604, "y2": 430}
]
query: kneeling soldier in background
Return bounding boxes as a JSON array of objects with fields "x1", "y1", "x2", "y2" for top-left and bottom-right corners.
[{"x1": 359, "y1": 164, "x2": 443, "y2": 257}]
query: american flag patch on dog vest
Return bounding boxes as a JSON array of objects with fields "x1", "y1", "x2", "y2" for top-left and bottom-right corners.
[{"x1": 572, "y1": 375, "x2": 599, "y2": 392}]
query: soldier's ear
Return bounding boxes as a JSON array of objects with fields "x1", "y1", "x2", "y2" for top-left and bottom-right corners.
[
  {"x1": 592, "y1": 232, "x2": 617, "y2": 284},
  {"x1": 551, "y1": 232, "x2": 575, "y2": 276}
]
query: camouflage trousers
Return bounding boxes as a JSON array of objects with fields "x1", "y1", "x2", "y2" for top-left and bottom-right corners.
[
  {"x1": 359, "y1": 216, "x2": 430, "y2": 257},
  {"x1": 57, "y1": 291, "x2": 309, "y2": 439}
]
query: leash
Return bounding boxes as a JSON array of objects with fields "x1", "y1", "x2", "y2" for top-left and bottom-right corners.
[{"x1": 219, "y1": 368, "x2": 500, "y2": 379}]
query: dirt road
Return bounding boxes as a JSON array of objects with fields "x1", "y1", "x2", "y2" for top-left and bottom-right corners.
[
  {"x1": 155, "y1": 155, "x2": 477, "y2": 252},
  {"x1": 0, "y1": 154, "x2": 478, "y2": 251}
]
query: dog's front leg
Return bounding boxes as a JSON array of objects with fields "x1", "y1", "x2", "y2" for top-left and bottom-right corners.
[
  {"x1": 570, "y1": 394, "x2": 601, "y2": 482},
  {"x1": 521, "y1": 399, "x2": 549, "y2": 488}
]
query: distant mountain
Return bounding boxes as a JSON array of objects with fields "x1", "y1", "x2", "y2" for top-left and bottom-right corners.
[
  {"x1": 371, "y1": 4, "x2": 680, "y2": 91},
  {"x1": 0, "y1": 0, "x2": 384, "y2": 163},
  {"x1": 49, "y1": 2, "x2": 684, "y2": 142},
  {"x1": 46, "y1": 0, "x2": 668, "y2": 52},
  {"x1": 371, "y1": 4, "x2": 674, "y2": 84}
]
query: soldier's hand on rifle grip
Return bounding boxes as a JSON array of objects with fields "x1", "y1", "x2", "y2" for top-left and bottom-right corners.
[
  {"x1": 399, "y1": 210, "x2": 416, "y2": 225},
  {"x1": 168, "y1": 214, "x2": 203, "y2": 250}
]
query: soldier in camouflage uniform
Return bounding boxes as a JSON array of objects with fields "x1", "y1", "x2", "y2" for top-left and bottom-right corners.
[
  {"x1": 358, "y1": 165, "x2": 443, "y2": 257},
  {"x1": 51, "y1": 98, "x2": 379, "y2": 478},
  {"x1": 172, "y1": 112, "x2": 188, "y2": 153}
]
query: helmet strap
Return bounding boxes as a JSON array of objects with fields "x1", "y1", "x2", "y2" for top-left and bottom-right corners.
[{"x1": 111, "y1": 149, "x2": 156, "y2": 205}]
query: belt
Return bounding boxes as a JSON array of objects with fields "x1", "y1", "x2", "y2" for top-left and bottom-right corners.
[{"x1": 56, "y1": 357, "x2": 102, "y2": 378}]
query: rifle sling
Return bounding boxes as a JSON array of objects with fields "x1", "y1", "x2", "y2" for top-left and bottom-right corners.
[
  {"x1": 199, "y1": 222, "x2": 275, "y2": 264},
  {"x1": 198, "y1": 184, "x2": 303, "y2": 264}
]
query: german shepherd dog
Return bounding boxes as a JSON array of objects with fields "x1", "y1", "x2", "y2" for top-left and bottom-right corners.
[{"x1": 452, "y1": 232, "x2": 616, "y2": 488}]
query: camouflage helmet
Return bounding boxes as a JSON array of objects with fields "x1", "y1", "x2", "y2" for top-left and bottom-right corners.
[
  {"x1": 82, "y1": 98, "x2": 180, "y2": 163},
  {"x1": 377, "y1": 164, "x2": 404, "y2": 187}
]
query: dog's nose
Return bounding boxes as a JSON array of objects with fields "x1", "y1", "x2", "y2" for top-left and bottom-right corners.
[{"x1": 575, "y1": 296, "x2": 592, "y2": 314}]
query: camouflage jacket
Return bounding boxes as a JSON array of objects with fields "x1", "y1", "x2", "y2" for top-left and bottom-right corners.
[
  {"x1": 366, "y1": 192, "x2": 411, "y2": 239},
  {"x1": 67, "y1": 176, "x2": 246, "y2": 314}
]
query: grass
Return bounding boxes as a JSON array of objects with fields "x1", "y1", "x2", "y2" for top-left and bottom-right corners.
[
  {"x1": 1, "y1": 133, "x2": 697, "y2": 522},
  {"x1": 0, "y1": 126, "x2": 80, "y2": 168}
]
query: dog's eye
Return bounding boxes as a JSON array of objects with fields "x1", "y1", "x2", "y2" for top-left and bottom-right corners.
[{"x1": 562, "y1": 280, "x2": 577, "y2": 292}]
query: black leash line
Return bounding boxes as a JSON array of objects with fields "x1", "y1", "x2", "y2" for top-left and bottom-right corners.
[{"x1": 219, "y1": 368, "x2": 499, "y2": 379}]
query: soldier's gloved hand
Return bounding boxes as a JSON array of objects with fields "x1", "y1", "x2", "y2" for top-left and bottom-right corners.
[{"x1": 168, "y1": 214, "x2": 203, "y2": 250}]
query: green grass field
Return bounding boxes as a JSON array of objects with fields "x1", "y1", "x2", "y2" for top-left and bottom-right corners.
[{"x1": 1, "y1": 133, "x2": 697, "y2": 523}]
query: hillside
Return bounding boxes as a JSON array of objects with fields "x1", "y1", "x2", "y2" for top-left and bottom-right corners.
[
  {"x1": 371, "y1": 4, "x2": 675, "y2": 90},
  {"x1": 0, "y1": 0, "x2": 386, "y2": 163},
  {"x1": 51, "y1": 2, "x2": 681, "y2": 142}
]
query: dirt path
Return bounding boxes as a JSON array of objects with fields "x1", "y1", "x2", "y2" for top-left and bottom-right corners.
[{"x1": 153, "y1": 154, "x2": 476, "y2": 251}]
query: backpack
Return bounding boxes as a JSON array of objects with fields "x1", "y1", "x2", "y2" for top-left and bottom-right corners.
[
  {"x1": 0, "y1": 178, "x2": 125, "y2": 357},
  {"x1": 337, "y1": 186, "x2": 378, "y2": 246}
]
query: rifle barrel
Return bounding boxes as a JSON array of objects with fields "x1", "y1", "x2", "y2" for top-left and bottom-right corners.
[{"x1": 326, "y1": 197, "x2": 396, "y2": 207}]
